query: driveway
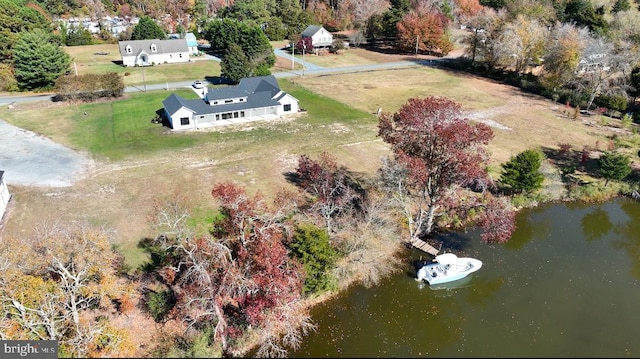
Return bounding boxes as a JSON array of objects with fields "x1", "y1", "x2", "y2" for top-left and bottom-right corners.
[{"x1": 0, "y1": 120, "x2": 90, "y2": 187}]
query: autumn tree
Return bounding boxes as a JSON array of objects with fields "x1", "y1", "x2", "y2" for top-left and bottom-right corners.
[
  {"x1": 378, "y1": 96, "x2": 515, "y2": 245},
  {"x1": 598, "y1": 151, "x2": 632, "y2": 186},
  {"x1": 294, "y1": 152, "x2": 365, "y2": 234},
  {"x1": 396, "y1": 9, "x2": 453, "y2": 55},
  {"x1": 149, "y1": 185, "x2": 312, "y2": 357},
  {"x1": 0, "y1": 221, "x2": 134, "y2": 357},
  {"x1": 453, "y1": 0, "x2": 483, "y2": 21},
  {"x1": 499, "y1": 148, "x2": 545, "y2": 194},
  {"x1": 494, "y1": 14, "x2": 548, "y2": 73},
  {"x1": 540, "y1": 22, "x2": 590, "y2": 91},
  {"x1": 462, "y1": 7, "x2": 508, "y2": 69}
]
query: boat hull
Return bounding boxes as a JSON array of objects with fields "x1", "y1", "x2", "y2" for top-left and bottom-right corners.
[{"x1": 416, "y1": 255, "x2": 482, "y2": 285}]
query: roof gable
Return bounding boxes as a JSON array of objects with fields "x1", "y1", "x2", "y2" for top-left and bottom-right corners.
[
  {"x1": 302, "y1": 25, "x2": 324, "y2": 37},
  {"x1": 207, "y1": 75, "x2": 280, "y2": 102}
]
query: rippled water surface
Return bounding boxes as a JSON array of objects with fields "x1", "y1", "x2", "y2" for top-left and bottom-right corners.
[{"x1": 288, "y1": 198, "x2": 640, "y2": 357}]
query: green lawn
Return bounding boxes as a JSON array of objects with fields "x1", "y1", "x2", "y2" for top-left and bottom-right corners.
[
  {"x1": 64, "y1": 44, "x2": 221, "y2": 87},
  {"x1": 0, "y1": 80, "x2": 377, "y2": 162}
]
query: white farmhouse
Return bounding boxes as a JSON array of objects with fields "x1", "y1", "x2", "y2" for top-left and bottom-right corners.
[
  {"x1": 118, "y1": 39, "x2": 190, "y2": 67},
  {"x1": 162, "y1": 75, "x2": 300, "y2": 130},
  {"x1": 301, "y1": 25, "x2": 333, "y2": 50}
]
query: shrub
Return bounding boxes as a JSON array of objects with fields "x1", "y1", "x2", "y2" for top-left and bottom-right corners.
[
  {"x1": 594, "y1": 93, "x2": 628, "y2": 112},
  {"x1": 146, "y1": 289, "x2": 175, "y2": 323},
  {"x1": 288, "y1": 223, "x2": 338, "y2": 295},
  {"x1": 499, "y1": 149, "x2": 545, "y2": 194}
]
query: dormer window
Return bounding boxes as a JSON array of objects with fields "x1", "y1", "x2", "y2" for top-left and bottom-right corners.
[
  {"x1": 125, "y1": 45, "x2": 132, "y2": 54},
  {"x1": 150, "y1": 43, "x2": 157, "y2": 52}
]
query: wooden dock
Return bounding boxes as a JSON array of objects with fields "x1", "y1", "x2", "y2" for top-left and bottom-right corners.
[{"x1": 411, "y1": 239, "x2": 440, "y2": 256}]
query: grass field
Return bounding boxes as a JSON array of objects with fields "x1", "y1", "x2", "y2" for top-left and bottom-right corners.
[{"x1": 63, "y1": 43, "x2": 222, "y2": 87}]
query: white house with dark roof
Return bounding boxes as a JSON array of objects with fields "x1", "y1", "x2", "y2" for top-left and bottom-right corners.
[
  {"x1": 162, "y1": 75, "x2": 300, "y2": 130},
  {"x1": 301, "y1": 25, "x2": 333, "y2": 49},
  {"x1": 118, "y1": 39, "x2": 190, "y2": 67},
  {"x1": 0, "y1": 170, "x2": 11, "y2": 222}
]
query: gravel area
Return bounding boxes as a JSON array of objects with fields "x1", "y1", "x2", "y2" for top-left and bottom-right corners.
[{"x1": 0, "y1": 119, "x2": 90, "y2": 187}]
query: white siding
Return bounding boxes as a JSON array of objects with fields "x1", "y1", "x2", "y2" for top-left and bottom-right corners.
[
  {"x1": 276, "y1": 94, "x2": 300, "y2": 115},
  {"x1": 169, "y1": 107, "x2": 196, "y2": 130},
  {"x1": 122, "y1": 51, "x2": 190, "y2": 67},
  {"x1": 0, "y1": 178, "x2": 10, "y2": 221}
]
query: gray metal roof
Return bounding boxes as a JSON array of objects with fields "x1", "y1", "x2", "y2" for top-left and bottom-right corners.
[
  {"x1": 164, "y1": 75, "x2": 284, "y2": 116},
  {"x1": 118, "y1": 39, "x2": 189, "y2": 56},
  {"x1": 302, "y1": 25, "x2": 323, "y2": 37}
]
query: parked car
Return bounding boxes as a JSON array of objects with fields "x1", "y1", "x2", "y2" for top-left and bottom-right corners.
[{"x1": 193, "y1": 80, "x2": 205, "y2": 89}]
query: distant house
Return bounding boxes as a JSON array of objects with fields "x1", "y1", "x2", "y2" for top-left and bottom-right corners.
[
  {"x1": 185, "y1": 33, "x2": 199, "y2": 55},
  {"x1": 0, "y1": 170, "x2": 11, "y2": 222},
  {"x1": 168, "y1": 32, "x2": 199, "y2": 55},
  {"x1": 162, "y1": 75, "x2": 300, "y2": 130},
  {"x1": 118, "y1": 39, "x2": 190, "y2": 67},
  {"x1": 301, "y1": 25, "x2": 333, "y2": 50}
]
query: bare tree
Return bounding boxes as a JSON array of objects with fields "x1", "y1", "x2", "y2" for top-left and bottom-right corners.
[
  {"x1": 0, "y1": 221, "x2": 133, "y2": 357},
  {"x1": 571, "y1": 36, "x2": 639, "y2": 109}
]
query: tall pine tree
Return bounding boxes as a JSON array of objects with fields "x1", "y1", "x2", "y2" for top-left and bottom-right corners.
[
  {"x1": 12, "y1": 28, "x2": 71, "y2": 90},
  {"x1": 131, "y1": 16, "x2": 165, "y2": 40}
]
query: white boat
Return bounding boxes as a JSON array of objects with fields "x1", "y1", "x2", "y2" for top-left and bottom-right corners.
[{"x1": 416, "y1": 253, "x2": 483, "y2": 285}]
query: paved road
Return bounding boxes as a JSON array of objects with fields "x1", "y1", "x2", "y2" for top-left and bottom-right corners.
[{"x1": 0, "y1": 50, "x2": 434, "y2": 103}]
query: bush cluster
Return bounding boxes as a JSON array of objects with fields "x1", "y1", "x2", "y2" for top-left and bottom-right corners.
[{"x1": 54, "y1": 72, "x2": 124, "y2": 102}]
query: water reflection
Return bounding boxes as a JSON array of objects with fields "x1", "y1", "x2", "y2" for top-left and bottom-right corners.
[
  {"x1": 581, "y1": 207, "x2": 613, "y2": 241},
  {"x1": 284, "y1": 198, "x2": 640, "y2": 357}
]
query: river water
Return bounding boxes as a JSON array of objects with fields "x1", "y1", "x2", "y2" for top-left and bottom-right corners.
[{"x1": 288, "y1": 197, "x2": 640, "y2": 357}]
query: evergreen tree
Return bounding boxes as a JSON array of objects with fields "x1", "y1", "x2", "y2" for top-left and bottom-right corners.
[
  {"x1": 499, "y1": 149, "x2": 545, "y2": 194},
  {"x1": 0, "y1": 0, "x2": 52, "y2": 64},
  {"x1": 205, "y1": 19, "x2": 275, "y2": 75},
  {"x1": 131, "y1": 15, "x2": 165, "y2": 40},
  {"x1": 221, "y1": 43, "x2": 250, "y2": 83},
  {"x1": 598, "y1": 151, "x2": 632, "y2": 186},
  {"x1": 12, "y1": 28, "x2": 71, "y2": 90},
  {"x1": 288, "y1": 223, "x2": 337, "y2": 295}
]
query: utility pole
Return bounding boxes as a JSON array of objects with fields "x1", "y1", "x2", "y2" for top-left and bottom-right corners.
[
  {"x1": 302, "y1": 43, "x2": 306, "y2": 76},
  {"x1": 415, "y1": 35, "x2": 419, "y2": 57},
  {"x1": 291, "y1": 42, "x2": 295, "y2": 71}
]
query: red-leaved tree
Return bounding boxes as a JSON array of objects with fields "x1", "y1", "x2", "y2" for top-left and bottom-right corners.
[
  {"x1": 295, "y1": 152, "x2": 364, "y2": 234},
  {"x1": 151, "y1": 183, "x2": 309, "y2": 356},
  {"x1": 378, "y1": 96, "x2": 515, "y2": 245}
]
